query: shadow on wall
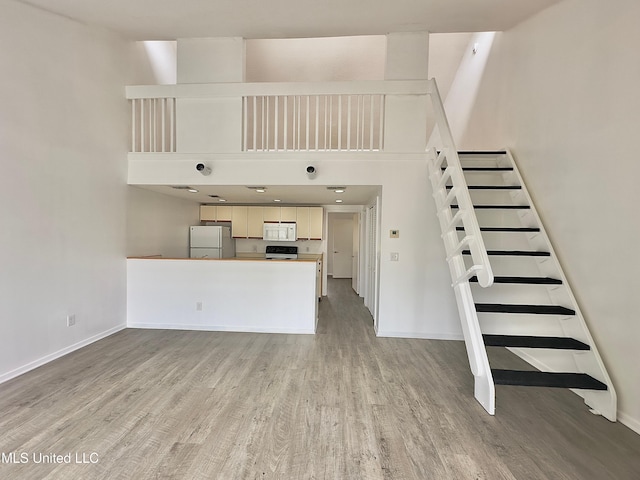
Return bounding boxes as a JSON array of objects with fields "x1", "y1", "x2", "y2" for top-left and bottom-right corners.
[{"x1": 428, "y1": 32, "x2": 497, "y2": 148}]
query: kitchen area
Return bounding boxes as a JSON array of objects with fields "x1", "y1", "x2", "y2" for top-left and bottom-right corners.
[{"x1": 126, "y1": 199, "x2": 326, "y2": 335}]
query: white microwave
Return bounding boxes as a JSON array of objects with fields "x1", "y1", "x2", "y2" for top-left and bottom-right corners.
[{"x1": 263, "y1": 223, "x2": 297, "y2": 242}]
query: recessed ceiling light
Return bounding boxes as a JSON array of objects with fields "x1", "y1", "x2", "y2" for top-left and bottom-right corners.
[
  {"x1": 334, "y1": 189, "x2": 345, "y2": 194},
  {"x1": 274, "y1": 199, "x2": 281, "y2": 202},
  {"x1": 335, "y1": 199, "x2": 343, "y2": 203},
  {"x1": 187, "y1": 188, "x2": 199, "y2": 193},
  {"x1": 218, "y1": 199, "x2": 227, "y2": 202},
  {"x1": 256, "y1": 189, "x2": 265, "y2": 193}
]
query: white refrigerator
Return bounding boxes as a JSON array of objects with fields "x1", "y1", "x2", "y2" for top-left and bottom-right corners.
[{"x1": 190, "y1": 226, "x2": 235, "y2": 258}]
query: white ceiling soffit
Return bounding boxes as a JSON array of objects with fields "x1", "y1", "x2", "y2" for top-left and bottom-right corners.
[
  {"x1": 136, "y1": 185, "x2": 381, "y2": 206},
  {"x1": 18, "y1": 0, "x2": 562, "y2": 40}
]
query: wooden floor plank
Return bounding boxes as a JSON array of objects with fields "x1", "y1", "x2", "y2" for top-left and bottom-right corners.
[{"x1": 0, "y1": 278, "x2": 639, "y2": 479}]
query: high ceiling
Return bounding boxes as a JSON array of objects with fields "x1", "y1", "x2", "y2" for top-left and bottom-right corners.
[{"x1": 18, "y1": 0, "x2": 561, "y2": 40}]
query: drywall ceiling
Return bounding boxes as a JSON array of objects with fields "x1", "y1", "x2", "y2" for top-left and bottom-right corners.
[
  {"x1": 17, "y1": 0, "x2": 562, "y2": 40},
  {"x1": 135, "y1": 184, "x2": 381, "y2": 206}
]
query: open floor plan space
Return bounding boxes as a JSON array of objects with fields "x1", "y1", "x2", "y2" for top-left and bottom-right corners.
[{"x1": 0, "y1": 279, "x2": 638, "y2": 479}]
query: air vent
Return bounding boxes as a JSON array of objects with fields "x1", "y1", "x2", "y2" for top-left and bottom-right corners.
[
  {"x1": 170, "y1": 186, "x2": 191, "y2": 190},
  {"x1": 208, "y1": 195, "x2": 220, "y2": 198}
]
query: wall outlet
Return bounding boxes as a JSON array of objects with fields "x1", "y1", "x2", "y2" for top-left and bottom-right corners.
[
  {"x1": 196, "y1": 302, "x2": 203, "y2": 311},
  {"x1": 66, "y1": 314, "x2": 76, "y2": 327}
]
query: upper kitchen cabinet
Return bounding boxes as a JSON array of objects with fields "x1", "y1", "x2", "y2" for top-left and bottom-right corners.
[
  {"x1": 200, "y1": 205, "x2": 233, "y2": 222},
  {"x1": 280, "y1": 207, "x2": 297, "y2": 223},
  {"x1": 297, "y1": 207, "x2": 324, "y2": 240},
  {"x1": 263, "y1": 207, "x2": 281, "y2": 223},
  {"x1": 247, "y1": 206, "x2": 264, "y2": 238},
  {"x1": 200, "y1": 205, "x2": 217, "y2": 222},
  {"x1": 309, "y1": 207, "x2": 324, "y2": 240},
  {"x1": 231, "y1": 206, "x2": 248, "y2": 238}
]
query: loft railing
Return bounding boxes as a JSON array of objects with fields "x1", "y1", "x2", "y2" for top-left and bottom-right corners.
[
  {"x1": 426, "y1": 78, "x2": 496, "y2": 415},
  {"x1": 130, "y1": 97, "x2": 176, "y2": 153},
  {"x1": 243, "y1": 94, "x2": 384, "y2": 152},
  {"x1": 126, "y1": 81, "x2": 429, "y2": 154}
]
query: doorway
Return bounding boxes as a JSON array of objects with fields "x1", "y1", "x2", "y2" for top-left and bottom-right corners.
[{"x1": 327, "y1": 212, "x2": 359, "y2": 291}]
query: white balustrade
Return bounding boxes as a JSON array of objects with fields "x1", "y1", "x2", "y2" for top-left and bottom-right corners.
[
  {"x1": 125, "y1": 81, "x2": 431, "y2": 154},
  {"x1": 426, "y1": 78, "x2": 495, "y2": 415},
  {"x1": 242, "y1": 94, "x2": 384, "y2": 152},
  {"x1": 130, "y1": 97, "x2": 176, "y2": 153}
]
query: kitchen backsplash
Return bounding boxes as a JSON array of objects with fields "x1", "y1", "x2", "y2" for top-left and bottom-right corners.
[{"x1": 236, "y1": 239, "x2": 324, "y2": 254}]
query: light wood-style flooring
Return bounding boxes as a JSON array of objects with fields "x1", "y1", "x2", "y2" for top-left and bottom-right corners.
[{"x1": 1, "y1": 278, "x2": 639, "y2": 479}]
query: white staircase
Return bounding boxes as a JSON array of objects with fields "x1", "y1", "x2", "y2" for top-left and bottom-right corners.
[{"x1": 428, "y1": 147, "x2": 617, "y2": 421}]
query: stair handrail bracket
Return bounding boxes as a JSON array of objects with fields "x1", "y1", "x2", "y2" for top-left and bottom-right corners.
[{"x1": 426, "y1": 78, "x2": 495, "y2": 415}]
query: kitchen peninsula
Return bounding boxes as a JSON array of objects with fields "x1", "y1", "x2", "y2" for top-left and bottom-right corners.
[{"x1": 127, "y1": 256, "x2": 319, "y2": 334}]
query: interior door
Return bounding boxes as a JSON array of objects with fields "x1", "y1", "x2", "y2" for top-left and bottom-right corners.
[{"x1": 332, "y1": 217, "x2": 354, "y2": 278}]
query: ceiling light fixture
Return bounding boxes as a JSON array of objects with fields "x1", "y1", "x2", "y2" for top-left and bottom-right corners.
[
  {"x1": 273, "y1": 199, "x2": 281, "y2": 202},
  {"x1": 256, "y1": 189, "x2": 266, "y2": 193},
  {"x1": 335, "y1": 199, "x2": 343, "y2": 203},
  {"x1": 187, "y1": 188, "x2": 199, "y2": 193},
  {"x1": 218, "y1": 199, "x2": 227, "y2": 202}
]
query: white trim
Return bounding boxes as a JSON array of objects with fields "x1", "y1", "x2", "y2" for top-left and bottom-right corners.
[
  {"x1": 0, "y1": 324, "x2": 126, "y2": 385},
  {"x1": 128, "y1": 323, "x2": 315, "y2": 335},
  {"x1": 376, "y1": 331, "x2": 464, "y2": 341},
  {"x1": 618, "y1": 412, "x2": 640, "y2": 436}
]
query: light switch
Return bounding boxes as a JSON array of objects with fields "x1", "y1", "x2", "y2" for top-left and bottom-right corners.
[{"x1": 390, "y1": 229, "x2": 399, "y2": 238}]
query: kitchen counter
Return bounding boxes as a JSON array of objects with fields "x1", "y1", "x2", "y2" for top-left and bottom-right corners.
[
  {"x1": 127, "y1": 257, "x2": 318, "y2": 334},
  {"x1": 127, "y1": 255, "x2": 320, "y2": 262}
]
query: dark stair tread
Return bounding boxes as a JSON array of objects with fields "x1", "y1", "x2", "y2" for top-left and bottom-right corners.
[
  {"x1": 442, "y1": 167, "x2": 514, "y2": 171},
  {"x1": 447, "y1": 185, "x2": 522, "y2": 190},
  {"x1": 475, "y1": 303, "x2": 575, "y2": 315},
  {"x1": 470, "y1": 275, "x2": 561, "y2": 284},
  {"x1": 483, "y1": 334, "x2": 590, "y2": 350},
  {"x1": 458, "y1": 150, "x2": 508, "y2": 155},
  {"x1": 451, "y1": 204, "x2": 530, "y2": 209},
  {"x1": 492, "y1": 370, "x2": 607, "y2": 390},
  {"x1": 462, "y1": 249, "x2": 550, "y2": 257},
  {"x1": 456, "y1": 226, "x2": 540, "y2": 232}
]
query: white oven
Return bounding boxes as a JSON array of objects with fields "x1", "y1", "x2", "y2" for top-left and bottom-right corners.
[{"x1": 263, "y1": 223, "x2": 297, "y2": 242}]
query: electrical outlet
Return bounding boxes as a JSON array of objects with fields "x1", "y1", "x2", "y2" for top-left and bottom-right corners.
[
  {"x1": 196, "y1": 302, "x2": 203, "y2": 311},
  {"x1": 66, "y1": 314, "x2": 76, "y2": 327}
]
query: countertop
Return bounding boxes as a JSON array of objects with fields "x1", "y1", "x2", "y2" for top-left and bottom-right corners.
[{"x1": 127, "y1": 254, "x2": 322, "y2": 263}]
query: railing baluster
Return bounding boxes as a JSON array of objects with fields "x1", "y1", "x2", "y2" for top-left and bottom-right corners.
[
  {"x1": 315, "y1": 96, "x2": 320, "y2": 151},
  {"x1": 369, "y1": 95, "x2": 374, "y2": 151},
  {"x1": 171, "y1": 98, "x2": 175, "y2": 153},
  {"x1": 305, "y1": 95, "x2": 311, "y2": 150},
  {"x1": 346, "y1": 96, "x2": 352, "y2": 151},
  {"x1": 252, "y1": 96, "x2": 257, "y2": 152},
  {"x1": 274, "y1": 96, "x2": 279, "y2": 151}
]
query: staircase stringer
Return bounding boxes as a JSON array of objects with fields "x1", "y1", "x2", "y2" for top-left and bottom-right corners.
[
  {"x1": 503, "y1": 149, "x2": 617, "y2": 421},
  {"x1": 426, "y1": 78, "x2": 496, "y2": 415}
]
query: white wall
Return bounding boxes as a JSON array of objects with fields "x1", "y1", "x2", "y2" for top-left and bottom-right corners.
[
  {"x1": 0, "y1": 1, "x2": 130, "y2": 381},
  {"x1": 455, "y1": 0, "x2": 640, "y2": 432},
  {"x1": 128, "y1": 154, "x2": 462, "y2": 340},
  {"x1": 246, "y1": 36, "x2": 386, "y2": 82},
  {"x1": 126, "y1": 187, "x2": 200, "y2": 258}
]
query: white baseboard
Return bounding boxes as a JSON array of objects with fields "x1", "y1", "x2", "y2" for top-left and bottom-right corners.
[
  {"x1": 127, "y1": 323, "x2": 315, "y2": 335},
  {"x1": 618, "y1": 411, "x2": 640, "y2": 436},
  {"x1": 0, "y1": 324, "x2": 126, "y2": 384},
  {"x1": 376, "y1": 330, "x2": 464, "y2": 341}
]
